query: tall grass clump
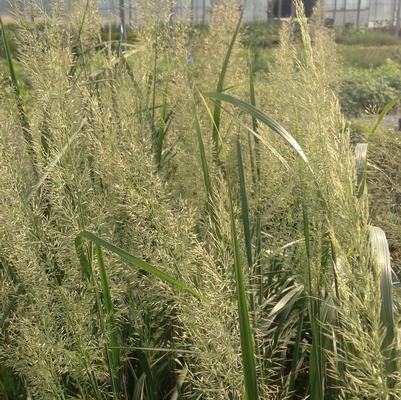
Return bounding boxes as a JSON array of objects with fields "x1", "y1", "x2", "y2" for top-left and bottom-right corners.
[{"x1": 0, "y1": 0, "x2": 399, "y2": 398}]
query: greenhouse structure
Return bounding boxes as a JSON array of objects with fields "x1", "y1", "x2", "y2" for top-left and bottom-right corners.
[
  {"x1": 0, "y1": 0, "x2": 400, "y2": 28},
  {"x1": 100, "y1": 0, "x2": 401, "y2": 27}
]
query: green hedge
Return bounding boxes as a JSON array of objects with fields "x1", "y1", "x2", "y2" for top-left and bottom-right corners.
[
  {"x1": 336, "y1": 29, "x2": 401, "y2": 46},
  {"x1": 340, "y1": 61, "x2": 401, "y2": 116}
]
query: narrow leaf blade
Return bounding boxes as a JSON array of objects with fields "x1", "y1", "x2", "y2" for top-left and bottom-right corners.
[
  {"x1": 77, "y1": 231, "x2": 206, "y2": 301},
  {"x1": 206, "y1": 92, "x2": 309, "y2": 165},
  {"x1": 211, "y1": 5, "x2": 244, "y2": 165},
  {"x1": 227, "y1": 182, "x2": 259, "y2": 399},
  {"x1": 369, "y1": 226, "x2": 397, "y2": 380}
]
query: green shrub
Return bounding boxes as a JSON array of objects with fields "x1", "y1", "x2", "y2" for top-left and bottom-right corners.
[
  {"x1": 340, "y1": 62, "x2": 401, "y2": 116},
  {"x1": 379, "y1": 61, "x2": 401, "y2": 91},
  {"x1": 240, "y1": 46, "x2": 275, "y2": 72},
  {"x1": 336, "y1": 28, "x2": 401, "y2": 46},
  {"x1": 338, "y1": 44, "x2": 401, "y2": 68},
  {"x1": 241, "y1": 22, "x2": 281, "y2": 48},
  {"x1": 99, "y1": 28, "x2": 140, "y2": 43}
]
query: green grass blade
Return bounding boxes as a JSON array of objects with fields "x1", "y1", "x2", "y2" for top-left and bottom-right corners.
[
  {"x1": 169, "y1": 365, "x2": 188, "y2": 400},
  {"x1": 90, "y1": 48, "x2": 140, "y2": 81},
  {"x1": 248, "y1": 52, "x2": 258, "y2": 135},
  {"x1": 369, "y1": 226, "x2": 397, "y2": 381},
  {"x1": 286, "y1": 299, "x2": 305, "y2": 396},
  {"x1": 67, "y1": 0, "x2": 90, "y2": 78},
  {"x1": 0, "y1": 17, "x2": 36, "y2": 176},
  {"x1": 0, "y1": 260, "x2": 22, "y2": 335},
  {"x1": 217, "y1": 103, "x2": 291, "y2": 170},
  {"x1": 205, "y1": 92, "x2": 309, "y2": 165},
  {"x1": 236, "y1": 137, "x2": 253, "y2": 272},
  {"x1": 265, "y1": 283, "x2": 305, "y2": 372},
  {"x1": 355, "y1": 143, "x2": 368, "y2": 198},
  {"x1": 81, "y1": 242, "x2": 117, "y2": 398},
  {"x1": 0, "y1": 17, "x2": 19, "y2": 96},
  {"x1": 369, "y1": 96, "x2": 401, "y2": 136},
  {"x1": 155, "y1": 83, "x2": 173, "y2": 169},
  {"x1": 246, "y1": 130, "x2": 256, "y2": 186},
  {"x1": 254, "y1": 212, "x2": 263, "y2": 306},
  {"x1": 77, "y1": 231, "x2": 206, "y2": 301},
  {"x1": 211, "y1": 5, "x2": 244, "y2": 166},
  {"x1": 95, "y1": 245, "x2": 121, "y2": 395},
  {"x1": 151, "y1": 30, "x2": 158, "y2": 132},
  {"x1": 74, "y1": 236, "x2": 93, "y2": 280},
  {"x1": 118, "y1": 54, "x2": 154, "y2": 135},
  {"x1": 194, "y1": 107, "x2": 213, "y2": 200},
  {"x1": 0, "y1": 295, "x2": 17, "y2": 332},
  {"x1": 227, "y1": 180, "x2": 259, "y2": 400},
  {"x1": 40, "y1": 108, "x2": 51, "y2": 158},
  {"x1": 194, "y1": 107, "x2": 213, "y2": 201},
  {"x1": 309, "y1": 304, "x2": 323, "y2": 398},
  {"x1": 138, "y1": 351, "x2": 157, "y2": 400},
  {"x1": 248, "y1": 51, "x2": 261, "y2": 183},
  {"x1": 24, "y1": 122, "x2": 84, "y2": 201},
  {"x1": 236, "y1": 137, "x2": 255, "y2": 315},
  {"x1": 194, "y1": 105, "x2": 222, "y2": 240},
  {"x1": 302, "y1": 201, "x2": 323, "y2": 400},
  {"x1": 132, "y1": 373, "x2": 146, "y2": 400},
  {"x1": 268, "y1": 284, "x2": 304, "y2": 320}
]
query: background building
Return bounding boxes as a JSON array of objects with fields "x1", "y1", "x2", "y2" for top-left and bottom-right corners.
[
  {"x1": 0, "y1": 0, "x2": 400, "y2": 29},
  {"x1": 324, "y1": 0, "x2": 398, "y2": 27}
]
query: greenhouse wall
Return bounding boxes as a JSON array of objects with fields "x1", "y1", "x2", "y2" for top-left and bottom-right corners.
[
  {"x1": 324, "y1": 0, "x2": 395, "y2": 26},
  {"x1": 0, "y1": 0, "x2": 399, "y2": 28},
  {"x1": 169, "y1": 0, "x2": 269, "y2": 25}
]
